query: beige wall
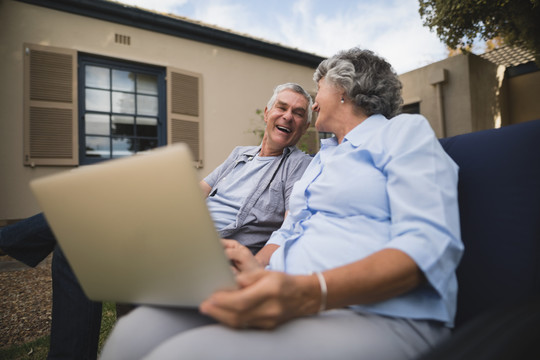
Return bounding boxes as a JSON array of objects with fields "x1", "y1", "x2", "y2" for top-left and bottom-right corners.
[
  {"x1": 400, "y1": 54, "x2": 500, "y2": 138},
  {"x1": 467, "y1": 55, "x2": 501, "y2": 132},
  {"x1": 0, "y1": 0, "x2": 318, "y2": 220},
  {"x1": 400, "y1": 51, "x2": 540, "y2": 138},
  {"x1": 507, "y1": 70, "x2": 540, "y2": 124}
]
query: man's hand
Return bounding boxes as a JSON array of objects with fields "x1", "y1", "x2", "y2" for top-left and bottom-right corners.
[{"x1": 221, "y1": 239, "x2": 263, "y2": 274}]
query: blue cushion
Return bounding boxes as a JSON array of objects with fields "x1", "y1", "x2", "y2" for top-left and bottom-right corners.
[{"x1": 439, "y1": 119, "x2": 540, "y2": 327}]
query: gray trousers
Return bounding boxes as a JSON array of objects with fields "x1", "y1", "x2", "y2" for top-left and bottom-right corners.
[{"x1": 100, "y1": 306, "x2": 450, "y2": 360}]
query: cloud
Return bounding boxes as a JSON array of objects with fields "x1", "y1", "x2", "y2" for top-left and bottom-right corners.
[
  {"x1": 118, "y1": 0, "x2": 188, "y2": 13},
  {"x1": 273, "y1": 0, "x2": 448, "y2": 73},
  {"x1": 191, "y1": 1, "x2": 251, "y2": 32},
  {"x1": 115, "y1": 0, "x2": 449, "y2": 74}
]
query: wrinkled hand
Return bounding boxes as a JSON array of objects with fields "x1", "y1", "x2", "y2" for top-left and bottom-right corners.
[
  {"x1": 221, "y1": 239, "x2": 263, "y2": 274},
  {"x1": 199, "y1": 270, "x2": 319, "y2": 329}
]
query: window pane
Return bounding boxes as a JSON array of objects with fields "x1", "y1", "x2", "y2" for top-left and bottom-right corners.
[
  {"x1": 86, "y1": 89, "x2": 111, "y2": 112},
  {"x1": 86, "y1": 136, "x2": 110, "y2": 158},
  {"x1": 112, "y1": 70, "x2": 135, "y2": 92},
  {"x1": 112, "y1": 137, "x2": 135, "y2": 158},
  {"x1": 137, "y1": 74, "x2": 158, "y2": 95},
  {"x1": 137, "y1": 95, "x2": 158, "y2": 116},
  {"x1": 139, "y1": 138, "x2": 158, "y2": 152},
  {"x1": 112, "y1": 92, "x2": 135, "y2": 114},
  {"x1": 112, "y1": 115, "x2": 134, "y2": 136},
  {"x1": 136, "y1": 117, "x2": 157, "y2": 137},
  {"x1": 85, "y1": 114, "x2": 110, "y2": 135},
  {"x1": 80, "y1": 56, "x2": 165, "y2": 165},
  {"x1": 86, "y1": 66, "x2": 110, "y2": 89}
]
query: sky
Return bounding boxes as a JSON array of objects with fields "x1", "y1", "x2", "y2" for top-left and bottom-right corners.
[{"x1": 115, "y1": 0, "x2": 452, "y2": 74}]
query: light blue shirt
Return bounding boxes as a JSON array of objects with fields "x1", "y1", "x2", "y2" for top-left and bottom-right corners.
[{"x1": 267, "y1": 114, "x2": 463, "y2": 327}]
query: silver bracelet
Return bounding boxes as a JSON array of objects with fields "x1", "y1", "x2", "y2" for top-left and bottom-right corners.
[{"x1": 314, "y1": 271, "x2": 327, "y2": 312}]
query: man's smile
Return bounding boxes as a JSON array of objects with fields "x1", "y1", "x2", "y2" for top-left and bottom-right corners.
[{"x1": 276, "y1": 125, "x2": 292, "y2": 134}]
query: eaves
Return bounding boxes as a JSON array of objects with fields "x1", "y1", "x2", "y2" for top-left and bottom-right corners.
[{"x1": 15, "y1": 0, "x2": 325, "y2": 68}]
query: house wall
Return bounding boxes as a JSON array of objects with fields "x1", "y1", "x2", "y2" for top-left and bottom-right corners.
[
  {"x1": 400, "y1": 51, "x2": 540, "y2": 138},
  {"x1": 400, "y1": 55, "x2": 470, "y2": 137},
  {"x1": 0, "y1": 0, "x2": 319, "y2": 220},
  {"x1": 467, "y1": 55, "x2": 500, "y2": 131},
  {"x1": 400, "y1": 54, "x2": 499, "y2": 138},
  {"x1": 507, "y1": 70, "x2": 540, "y2": 124}
]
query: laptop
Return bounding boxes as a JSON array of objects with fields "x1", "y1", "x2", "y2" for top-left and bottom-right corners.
[{"x1": 29, "y1": 143, "x2": 237, "y2": 307}]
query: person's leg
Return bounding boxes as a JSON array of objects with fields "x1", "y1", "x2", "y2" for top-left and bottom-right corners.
[
  {"x1": 0, "y1": 213, "x2": 55, "y2": 267},
  {"x1": 100, "y1": 306, "x2": 216, "y2": 360},
  {"x1": 47, "y1": 246, "x2": 103, "y2": 360},
  {"x1": 149, "y1": 310, "x2": 448, "y2": 360},
  {"x1": 0, "y1": 214, "x2": 103, "y2": 359},
  {"x1": 103, "y1": 308, "x2": 449, "y2": 360}
]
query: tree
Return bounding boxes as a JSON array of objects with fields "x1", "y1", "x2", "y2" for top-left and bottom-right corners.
[{"x1": 419, "y1": 0, "x2": 540, "y2": 63}]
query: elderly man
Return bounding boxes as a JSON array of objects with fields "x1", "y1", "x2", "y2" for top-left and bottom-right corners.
[{"x1": 0, "y1": 82, "x2": 313, "y2": 360}]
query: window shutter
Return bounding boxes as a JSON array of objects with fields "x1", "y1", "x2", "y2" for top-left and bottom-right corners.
[
  {"x1": 24, "y1": 43, "x2": 78, "y2": 166},
  {"x1": 167, "y1": 68, "x2": 203, "y2": 168}
]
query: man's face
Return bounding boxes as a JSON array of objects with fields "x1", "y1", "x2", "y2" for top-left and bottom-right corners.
[{"x1": 264, "y1": 89, "x2": 310, "y2": 149}]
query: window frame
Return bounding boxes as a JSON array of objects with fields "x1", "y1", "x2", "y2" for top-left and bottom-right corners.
[
  {"x1": 78, "y1": 54, "x2": 167, "y2": 165},
  {"x1": 401, "y1": 102, "x2": 421, "y2": 115}
]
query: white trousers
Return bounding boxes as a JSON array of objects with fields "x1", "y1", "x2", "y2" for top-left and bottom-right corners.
[{"x1": 100, "y1": 306, "x2": 449, "y2": 360}]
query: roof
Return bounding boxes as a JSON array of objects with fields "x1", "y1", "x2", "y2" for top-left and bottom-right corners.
[
  {"x1": 105, "y1": 0, "x2": 295, "y2": 51},
  {"x1": 15, "y1": 0, "x2": 325, "y2": 68},
  {"x1": 480, "y1": 45, "x2": 535, "y2": 67}
]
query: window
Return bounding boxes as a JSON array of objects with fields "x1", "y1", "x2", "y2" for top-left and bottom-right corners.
[
  {"x1": 318, "y1": 132, "x2": 335, "y2": 140},
  {"x1": 24, "y1": 43, "x2": 203, "y2": 167},
  {"x1": 401, "y1": 102, "x2": 420, "y2": 114},
  {"x1": 79, "y1": 55, "x2": 166, "y2": 164}
]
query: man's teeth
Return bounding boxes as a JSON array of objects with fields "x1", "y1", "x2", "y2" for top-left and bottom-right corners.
[{"x1": 277, "y1": 126, "x2": 291, "y2": 133}]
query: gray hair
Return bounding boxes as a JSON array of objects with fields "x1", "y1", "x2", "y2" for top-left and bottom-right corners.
[
  {"x1": 313, "y1": 48, "x2": 403, "y2": 118},
  {"x1": 266, "y1": 83, "x2": 313, "y2": 124}
]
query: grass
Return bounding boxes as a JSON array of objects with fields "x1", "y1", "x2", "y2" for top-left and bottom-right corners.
[
  {"x1": 0, "y1": 302, "x2": 117, "y2": 360},
  {"x1": 0, "y1": 336, "x2": 50, "y2": 360}
]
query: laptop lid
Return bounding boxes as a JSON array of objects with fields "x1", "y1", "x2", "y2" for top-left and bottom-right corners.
[{"x1": 29, "y1": 144, "x2": 236, "y2": 307}]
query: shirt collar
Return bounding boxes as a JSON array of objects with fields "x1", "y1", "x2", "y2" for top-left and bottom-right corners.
[
  {"x1": 320, "y1": 114, "x2": 389, "y2": 149},
  {"x1": 241, "y1": 144, "x2": 294, "y2": 160},
  {"x1": 343, "y1": 114, "x2": 389, "y2": 147}
]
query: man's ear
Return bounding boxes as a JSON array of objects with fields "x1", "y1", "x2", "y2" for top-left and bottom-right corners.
[{"x1": 263, "y1": 106, "x2": 269, "y2": 123}]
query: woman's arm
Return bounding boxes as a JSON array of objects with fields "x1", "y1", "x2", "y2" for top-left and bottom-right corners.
[
  {"x1": 323, "y1": 248, "x2": 424, "y2": 308},
  {"x1": 199, "y1": 180, "x2": 212, "y2": 198},
  {"x1": 200, "y1": 248, "x2": 424, "y2": 329},
  {"x1": 254, "y1": 244, "x2": 280, "y2": 267}
]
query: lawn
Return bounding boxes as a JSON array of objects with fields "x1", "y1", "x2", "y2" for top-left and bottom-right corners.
[{"x1": 0, "y1": 302, "x2": 117, "y2": 360}]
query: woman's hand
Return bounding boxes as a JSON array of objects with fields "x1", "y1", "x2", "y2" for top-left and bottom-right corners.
[
  {"x1": 221, "y1": 239, "x2": 263, "y2": 274},
  {"x1": 200, "y1": 270, "x2": 320, "y2": 330}
]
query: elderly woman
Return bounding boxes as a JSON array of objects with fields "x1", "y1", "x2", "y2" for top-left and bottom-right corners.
[{"x1": 101, "y1": 48, "x2": 463, "y2": 360}]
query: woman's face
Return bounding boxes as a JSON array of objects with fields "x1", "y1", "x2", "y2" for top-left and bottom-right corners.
[{"x1": 312, "y1": 78, "x2": 343, "y2": 133}]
